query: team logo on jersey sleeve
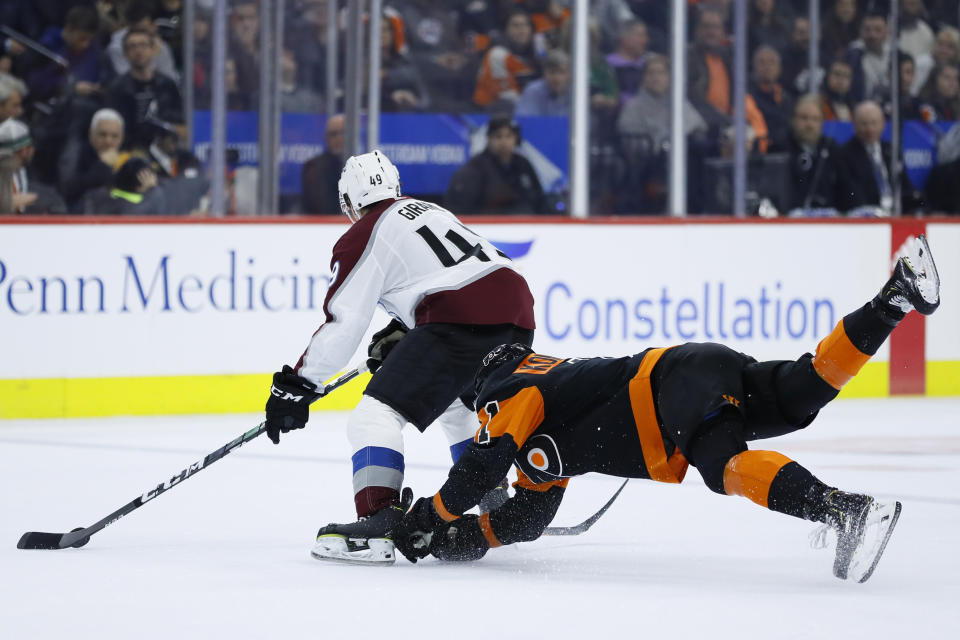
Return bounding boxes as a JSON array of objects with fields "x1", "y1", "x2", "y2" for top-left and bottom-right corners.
[{"x1": 516, "y1": 434, "x2": 565, "y2": 484}]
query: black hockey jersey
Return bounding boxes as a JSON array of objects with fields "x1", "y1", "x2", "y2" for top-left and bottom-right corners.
[{"x1": 431, "y1": 349, "x2": 690, "y2": 545}]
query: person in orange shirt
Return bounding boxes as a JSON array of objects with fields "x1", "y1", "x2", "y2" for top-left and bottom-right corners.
[
  {"x1": 687, "y1": 7, "x2": 732, "y2": 124},
  {"x1": 393, "y1": 236, "x2": 941, "y2": 584},
  {"x1": 473, "y1": 9, "x2": 541, "y2": 109}
]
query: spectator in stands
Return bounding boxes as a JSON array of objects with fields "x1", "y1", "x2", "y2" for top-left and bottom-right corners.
[
  {"x1": 835, "y1": 101, "x2": 921, "y2": 214},
  {"x1": 750, "y1": 46, "x2": 794, "y2": 152},
  {"x1": 301, "y1": 114, "x2": 345, "y2": 215},
  {"x1": 617, "y1": 54, "x2": 706, "y2": 149},
  {"x1": 528, "y1": 1, "x2": 571, "y2": 51},
  {"x1": 781, "y1": 17, "x2": 815, "y2": 95},
  {"x1": 83, "y1": 156, "x2": 167, "y2": 215},
  {"x1": 106, "y1": 0, "x2": 179, "y2": 83},
  {"x1": 473, "y1": 9, "x2": 541, "y2": 110},
  {"x1": 606, "y1": 19, "x2": 649, "y2": 105},
  {"x1": 916, "y1": 27, "x2": 960, "y2": 98},
  {"x1": 229, "y1": 0, "x2": 261, "y2": 97},
  {"x1": 748, "y1": 0, "x2": 792, "y2": 56},
  {"x1": 0, "y1": 72, "x2": 26, "y2": 122},
  {"x1": 155, "y1": 0, "x2": 185, "y2": 63},
  {"x1": 445, "y1": 116, "x2": 549, "y2": 215},
  {"x1": 555, "y1": 16, "x2": 620, "y2": 142},
  {"x1": 924, "y1": 125, "x2": 960, "y2": 213},
  {"x1": 687, "y1": 8, "x2": 732, "y2": 130},
  {"x1": 379, "y1": 16, "x2": 429, "y2": 111},
  {"x1": 845, "y1": 13, "x2": 893, "y2": 103},
  {"x1": 921, "y1": 63, "x2": 960, "y2": 120},
  {"x1": 280, "y1": 48, "x2": 322, "y2": 113},
  {"x1": 899, "y1": 0, "x2": 936, "y2": 63},
  {"x1": 821, "y1": 0, "x2": 859, "y2": 63},
  {"x1": 107, "y1": 27, "x2": 184, "y2": 152},
  {"x1": 897, "y1": 53, "x2": 924, "y2": 120},
  {"x1": 223, "y1": 57, "x2": 252, "y2": 111},
  {"x1": 387, "y1": 0, "x2": 473, "y2": 112},
  {"x1": 516, "y1": 50, "x2": 570, "y2": 116},
  {"x1": 590, "y1": 0, "x2": 638, "y2": 52},
  {"x1": 784, "y1": 95, "x2": 840, "y2": 212},
  {"x1": 821, "y1": 59, "x2": 855, "y2": 121},
  {"x1": 0, "y1": 118, "x2": 66, "y2": 214},
  {"x1": 616, "y1": 54, "x2": 706, "y2": 215},
  {"x1": 59, "y1": 108, "x2": 128, "y2": 212},
  {"x1": 24, "y1": 6, "x2": 109, "y2": 103},
  {"x1": 0, "y1": 28, "x2": 27, "y2": 74}
]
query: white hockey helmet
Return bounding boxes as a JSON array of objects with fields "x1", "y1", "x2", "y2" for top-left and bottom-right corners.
[{"x1": 337, "y1": 150, "x2": 402, "y2": 222}]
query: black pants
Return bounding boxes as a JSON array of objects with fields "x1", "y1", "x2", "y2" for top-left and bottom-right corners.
[
  {"x1": 364, "y1": 322, "x2": 534, "y2": 431},
  {"x1": 653, "y1": 342, "x2": 838, "y2": 493}
]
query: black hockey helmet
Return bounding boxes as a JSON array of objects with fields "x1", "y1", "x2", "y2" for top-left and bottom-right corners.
[{"x1": 473, "y1": 343, "x2": 534, "y2": 406}]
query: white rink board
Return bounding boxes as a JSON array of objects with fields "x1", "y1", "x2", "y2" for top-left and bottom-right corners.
[
  {"x1": 927, "y1": 224, "x2": 960, "y2": 359},
  {"x1": 0, "y1": 222, "x2": 901, "y2": 379},
  {"x1": 480, "y1": 223, "x2": 890, "y2": 361}
]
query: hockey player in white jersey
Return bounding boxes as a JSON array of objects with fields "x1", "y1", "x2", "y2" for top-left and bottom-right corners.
[{"x1": 264, "y1": 150, "x2": 535, "y2": 564}]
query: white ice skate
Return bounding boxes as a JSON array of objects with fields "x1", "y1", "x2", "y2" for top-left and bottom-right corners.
[
  {"x1": 812, "y1": 491, "x2": 902, "y2": 583},
  {"x1": 884, "y1": 234, "x2": 940, "y2": 315},
  {"x1": 840, "y1": 500, "x2": 902, "y2": 583}
]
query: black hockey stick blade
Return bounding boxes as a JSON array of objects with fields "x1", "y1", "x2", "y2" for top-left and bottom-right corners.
[
  {"x1": 17, "y1": 531, "x2": 66, "y2": 550},
  {"x1": 541, "y1": 479, "x2": 629, "y2": 536},
  {"x1": 17, "y1": 365, "x2": 366, "y2": 550}
]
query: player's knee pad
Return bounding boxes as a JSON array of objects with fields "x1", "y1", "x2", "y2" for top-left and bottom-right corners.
[{"x1": 347, "y1": 395, "x2": 406, "y2": 454}]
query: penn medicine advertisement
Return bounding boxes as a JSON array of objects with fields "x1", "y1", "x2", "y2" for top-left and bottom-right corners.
[{"x1": 1, "y1": 221, "x2": 956, "y2": 417}]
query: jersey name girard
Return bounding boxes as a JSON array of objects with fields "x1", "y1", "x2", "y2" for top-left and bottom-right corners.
[{"x1": 294, "y1": 196, "x2": 534, "y2": 387}]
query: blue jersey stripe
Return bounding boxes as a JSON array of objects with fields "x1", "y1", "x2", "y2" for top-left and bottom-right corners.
[{"x1": 352, "y1": 446, "x2": 405, "y2": 473}]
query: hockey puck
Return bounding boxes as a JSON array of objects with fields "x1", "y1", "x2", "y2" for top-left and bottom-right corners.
[{"x1": 69, "y1": 527, "x2": 91, "y2": 548}]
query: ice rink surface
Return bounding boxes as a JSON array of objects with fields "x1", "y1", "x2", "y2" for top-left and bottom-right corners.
[{"x1": 2, "y1": 397, "x2": 958, "y2": 639}]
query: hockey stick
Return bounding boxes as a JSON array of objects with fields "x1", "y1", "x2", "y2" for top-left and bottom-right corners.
[
  {"x1": 541, "y1": 479, "x2": 629, "y2": 536},
  {"x1": 17, "y1": 365, "x2": 367, "y2": 550}
]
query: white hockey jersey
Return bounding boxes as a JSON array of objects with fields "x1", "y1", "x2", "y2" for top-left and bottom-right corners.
[{"x1": 295, "y1": 197, "x2": 535, "y2": 386}]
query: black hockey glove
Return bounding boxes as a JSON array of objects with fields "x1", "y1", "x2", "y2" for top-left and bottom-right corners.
[
  {"x1": 366, "y1": 319, "x2": 408, "y2": 373},
  {"x1": 429, "y1": 515, "x2": 490, "y2": 562},
  {"x1": 264, "y1": 365, "x2": 322, "y2": 444},
  {"x1": 391, "y1": 496, "x2": 446, "y2": 563}
]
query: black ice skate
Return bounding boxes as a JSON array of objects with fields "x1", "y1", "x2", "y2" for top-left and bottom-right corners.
[
  {"x1": 821, "y1": 489, "x2": 902, "y2": 583},
  {"x1": 311, "y1": 489, "x2": 412, "y2": 565},
  {"x1": 874, "y1": 234, "x2": 940, "y2": 320}
]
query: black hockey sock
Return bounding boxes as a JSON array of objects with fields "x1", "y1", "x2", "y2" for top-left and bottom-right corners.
[
  {"x1": 847, "y1": 302, "x2": 899, "y2": 352},
  {"x1": 767, "y1": 461, "x2": 831, "y2": 522}
]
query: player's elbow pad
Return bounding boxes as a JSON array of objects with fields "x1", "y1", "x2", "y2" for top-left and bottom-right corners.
[
  {"x1": 446, "y1": 438, "x2": 518, "y2": 499},
  {"x1": 489, "y1": 485, "x2": 565, "y2": 545}
]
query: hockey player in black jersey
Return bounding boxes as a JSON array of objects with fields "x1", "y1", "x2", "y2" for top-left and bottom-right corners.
[{"x1": 392, "y1": 235, "x2": 940, "y2": 583}]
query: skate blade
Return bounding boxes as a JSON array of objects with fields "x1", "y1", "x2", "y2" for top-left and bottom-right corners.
[
  {"x1": 850, "y1": 501, "x2": 901, "y2": 584},
  {"x1": 915, "y1": 235, "x2": 940, "y2": 311},
  {"x1": 310, "y1": 535, "x2": 396, "y2": 566}
]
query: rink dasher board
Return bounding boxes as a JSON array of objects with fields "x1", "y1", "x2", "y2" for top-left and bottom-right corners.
[{"x1": 0, "y1": 217, "x2": 957, "y2": 417}]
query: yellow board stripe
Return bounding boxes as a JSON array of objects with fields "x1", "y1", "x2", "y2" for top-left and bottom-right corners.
[
  {"x1": 0, "y1": 372, "x2": 370, "y2": 419},
  {"x1": 1, "y1": 360, "x2": 957, "y2": 419},
  {"x1": 927, "y1": 361, "x2": 960, "y2": 396}
]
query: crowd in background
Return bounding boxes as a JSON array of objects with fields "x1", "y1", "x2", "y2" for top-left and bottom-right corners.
[{"x1": 1, "y1": 0, "x2": 959, "y2": 216}]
